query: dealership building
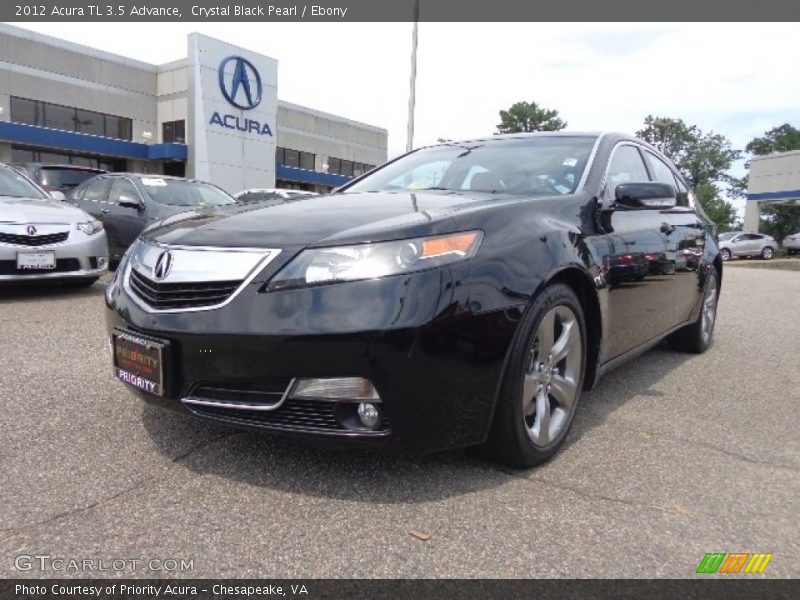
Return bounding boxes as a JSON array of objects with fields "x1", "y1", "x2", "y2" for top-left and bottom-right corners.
[
  {"x1": 0, "y1": 24, "x2": 388, "y2": 193},
  {"x1": 744, "y1": 150, "x2": 800, "y2": 232}
]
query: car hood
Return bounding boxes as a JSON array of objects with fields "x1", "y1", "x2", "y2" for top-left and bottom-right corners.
[
  {"x1": 0, "y1": 196, "x2": 90, "y2": 224},
  {"x1": 142, "y1": 191, "x2": 513, "y2": 248}
]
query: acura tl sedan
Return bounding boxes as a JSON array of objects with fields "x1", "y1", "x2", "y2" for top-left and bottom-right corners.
[
  {"x1": 105, "y1": 132, "x2": 722, "y2": 467},
  {"x1": 0, "y1": 164, "x2": 108, "y2": 285},
  {"x1": 70, "y1": 174, "x2": 237, "y2": 265}
]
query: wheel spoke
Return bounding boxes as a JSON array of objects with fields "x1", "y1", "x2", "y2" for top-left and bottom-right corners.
[
  {"x1": 534, "y1": 389, "x2": 551, "y2": 445},
  {"x1": 537, "y1": 310, "x2": 556, "y2": 356},
  {"x1": 550, "y1": 374, "x2": 577, "y2": 409},
  {"x1": 522, "y1": 371, "x2": 540, "y2": 416},
  {"x1": 551, "y1": 318, "x2": 578, "y2": 364}
]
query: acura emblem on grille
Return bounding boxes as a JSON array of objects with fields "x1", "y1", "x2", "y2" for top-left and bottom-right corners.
[
  {"x1": 153, "y1": 250, "x2": 174, "y2": 281},
  {"x1": 26, "y1": 225, "x2": 37, "y2": 235}
]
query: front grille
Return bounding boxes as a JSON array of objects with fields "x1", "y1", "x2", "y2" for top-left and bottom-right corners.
[
  {"x1": 0, "y1": 232, "x2": 69, "y2": 246},
  {"x1": 0, "y1": 258, "x2": 80, "y2": 275},
  {"x1": 128, "y1": 269, "x2": 241, "y2": 310},
  {"x1": 183, "y1": 381, "x2": 390, "y2": 434}
]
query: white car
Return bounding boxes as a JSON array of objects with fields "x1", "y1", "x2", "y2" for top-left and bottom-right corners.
[
  {"x1": 717, "y1": 232, "x2": 777, "y2": 261},
  {"x1": 234, "y1": 188, "x2": 318, "y2": 204},
  {"x1": 783, "y1": 232, "x2": 800, "y2": 256},
  {"x1": 0, "y1": 164, "x2": 108, "y2": 286}
]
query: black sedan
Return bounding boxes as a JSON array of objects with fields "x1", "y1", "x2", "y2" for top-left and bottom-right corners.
[
  {"x1": 105, "y1": 132, "x2": 721, "y2": 467},
  {"x1": 70, "y1": 174, "x2": 236, "y2": 264}
]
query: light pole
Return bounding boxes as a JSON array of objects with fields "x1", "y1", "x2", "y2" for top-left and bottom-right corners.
[{"x1": 405, "y1": 0, "x2": 419, "y2": 153}]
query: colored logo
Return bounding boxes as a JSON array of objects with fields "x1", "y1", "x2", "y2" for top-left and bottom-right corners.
[
  {"x1": 26, "y1": 225, "x2": 37, "y2": 235},
  {"x1": 696, "y1": 552, "x2": 773, "y2": 574},
  {"x1": 152, "y1": 250, "x2": 173, "y2": 281},
  {"x1": 218, "y1": 56, "x2": 262, "y2": 110}
]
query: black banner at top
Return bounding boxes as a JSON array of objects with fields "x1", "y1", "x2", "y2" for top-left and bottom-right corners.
[{"x1": 2, "y1": 0, "x2": 799, "y2": 22}]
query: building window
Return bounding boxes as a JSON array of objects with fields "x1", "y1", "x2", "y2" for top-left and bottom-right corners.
[
  {"x1": 276, "y1": 147, "x2": 316, "y2": 170},
  {"x1": 162, "y1": 120, "x2": 186, "y2": 144},
  {"x1": 10, "y1": 145, "x2": 126, "y2": 171},
  {"x1": 327, "y1": 157, "x2": 376, "y2": 177},
  {"x1": 9, "y1": 96, "x2": 133, "y2": 141}
]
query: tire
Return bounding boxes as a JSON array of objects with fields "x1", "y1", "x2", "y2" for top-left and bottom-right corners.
[
  {"x1": 66, "y1": 277, "x2": 99, "y2": 288},
  {"x1": 669, "y1": 270, "x2": 719, "y2": 354},
  {"x1": 721, "y1": 248, "x2": 731, "y2": 261},
  {"x1": 486, "y1": 283, "x2": 586, "y2": 468},
  {"x1": 761, "y1": 246, "x2": 775, "y2": 260}
]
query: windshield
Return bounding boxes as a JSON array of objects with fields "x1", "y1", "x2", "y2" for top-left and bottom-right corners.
[
  {"x1": 0, "y1": 167, "x2": 47, "y2": 199},
  {"x1": 138, "y1": 177, "x2": 237, "y2": 207},
  {"x1": 345, "y1": 136, "x2": 596, "y2": 196},
  {"x1": 39, "y1": 167, "x2": 102, "y2": 188},
  {"x1": 718, "y1": 232, "x2": 737, "y2": 241}
]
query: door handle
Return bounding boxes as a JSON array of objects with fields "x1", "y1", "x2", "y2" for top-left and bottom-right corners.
[
  {"x1": 660, "y1": 223, "x2": 675, "y2": 234},
  {"x1": 101, "y1": 209, "x2": 110, "y2": 215}
]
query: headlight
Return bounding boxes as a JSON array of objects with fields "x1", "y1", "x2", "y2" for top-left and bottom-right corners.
[
  {"x1": 266, "y1": 230, "x2": 483, "y2": 291},
  {"x1": 77, "y1": 220, "x2": 104, "y2": 235},
  {"x1": 105, "y1": 243, "x2": 135, "y2": 306}
]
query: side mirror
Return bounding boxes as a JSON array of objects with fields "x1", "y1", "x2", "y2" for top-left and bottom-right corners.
[
  {"x1": 118, "y1": 195, "x2": 143, "y2": 210},
  {"x1": 49, "y1": 190, "x2": 66, "y2": 201},
  {"x1": 615, "y1": 182, "x2": 677, "y2": 210}
]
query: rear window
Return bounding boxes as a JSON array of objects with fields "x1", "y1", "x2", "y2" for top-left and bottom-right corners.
[
  {"x1": 39, "y1": 167, "x2": 103, "y2": 188},
  {"x1": 139, "y1": 178, "x2": 236, "y2": 207}
]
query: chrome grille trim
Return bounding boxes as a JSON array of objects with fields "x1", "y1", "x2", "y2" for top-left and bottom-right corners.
[
  {"x1": 0, "y1": 231, "x2": 69, "y2": 246},
  {"x1": 122, "y1": 241, "x2": 281, "y2": 314}
]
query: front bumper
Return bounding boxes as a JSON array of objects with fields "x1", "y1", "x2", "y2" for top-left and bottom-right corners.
[
  {"x1": 0, "y1": 229, "x2": 108, "y2": 282},
  {"x1": 106, "y1": 266, "x2": 522, "y2": 453}
]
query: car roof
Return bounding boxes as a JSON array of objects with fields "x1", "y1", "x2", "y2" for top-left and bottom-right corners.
[{"x1": 14, "y1": 162, "x2": 105, "y2": 172}]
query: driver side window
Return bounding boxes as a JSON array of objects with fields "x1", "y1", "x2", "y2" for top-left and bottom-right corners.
[
  {"x1": 605, "y1": 145, "x2": 649, "y2": 200},
  {"x1": 108, "y1": 178, "x2": 140, "y2": 205}
]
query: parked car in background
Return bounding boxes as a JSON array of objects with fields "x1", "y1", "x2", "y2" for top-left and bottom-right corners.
[
  {"x1": 783, "y1": 232, "x2": 800, "y2": 256},
  {"x1": 105, "y1": 132, "x2": 722, "y2": 468},
  {"x1": 234, "y1": 188, "x2": 318, "y2": 204},
  {"x1": 69, "y1": 173, "x2": 237, "y2": 265},
  {"x1": 0, "y1": 164, "x2": 108, "y2": 285},
  {"x1": 12, "y1": 163, "x2": 105, "y2": 197},
  {"x1": 718, "y1": 232, "x2": 776, "y2": 260}
]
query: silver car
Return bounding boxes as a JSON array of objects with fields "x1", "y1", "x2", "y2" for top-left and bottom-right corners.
[
  {"x1": 784, "y1": 232, "x2": 800, "y2": 256},
  {"x1": 0, "y1": 164, "x2": 108, "y2": 285},
  {"x1": 717, "y1": 231, "x2": 777, "y2": 261}
]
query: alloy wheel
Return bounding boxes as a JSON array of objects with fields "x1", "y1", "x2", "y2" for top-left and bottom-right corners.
[{"x1": 522, "y1": 305, "x2": 582, "y2": 447}]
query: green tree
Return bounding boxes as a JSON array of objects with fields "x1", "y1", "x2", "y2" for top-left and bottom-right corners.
[
  {"x1": 636, "y1": 116, "x2": 741, "y2": 229},
  {"x1": 496, "y1": 101, "x2": 566, "y2": 134},
  {"x1": 743, "y1": 123, "x2": 800, "y2": 242},
  {"x1": 746, "y1": 123, "x2": 800, "y2": 155}
]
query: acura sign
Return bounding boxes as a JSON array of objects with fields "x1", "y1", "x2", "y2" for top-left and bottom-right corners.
[{"x1": 210, "y1": 55, "x2": 273, "y2": 136}]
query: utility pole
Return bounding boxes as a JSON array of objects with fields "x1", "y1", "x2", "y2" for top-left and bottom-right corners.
[{"x1": 405, "y1": 0, "x2": 419, "y2": 153}]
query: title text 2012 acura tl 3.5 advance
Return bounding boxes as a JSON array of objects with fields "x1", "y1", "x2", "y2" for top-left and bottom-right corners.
[{"x1": 105, "y1": 132, "x2": 721, "y2": 467}]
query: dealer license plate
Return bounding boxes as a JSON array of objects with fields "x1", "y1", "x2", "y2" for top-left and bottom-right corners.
[
  {"x1": 112, "y1": 329, "x2": 167, "y2": 396},
  {"x1": 16, "y1": 251, "x2": 56, "y2": 270}
]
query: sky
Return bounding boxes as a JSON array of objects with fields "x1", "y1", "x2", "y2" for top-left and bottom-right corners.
[{"x1": 12, "y1": 22, "x2": 800, "y2": 212}]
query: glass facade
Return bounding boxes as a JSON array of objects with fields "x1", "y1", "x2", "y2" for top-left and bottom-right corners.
[
  {"x1": 10, "y1": 96, "x2": 133, "y2": 141},
  {"x1": 276, "y1": 147, "x2": 315, "y2": 170},
  {"x1": 327, "y1": 157, "x2": 376, "y2": 177},
  {"x1": 162, "y1": 120, "x2": 186, "y2": 144},
  {"x1": 10, "y1": 145, "x2": 126, "y2": 172}
]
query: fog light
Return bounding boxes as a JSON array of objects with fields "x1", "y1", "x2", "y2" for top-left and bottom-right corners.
[
  {"x1": 290, "y1": 377, "x2": 380, "y2": 401},
  {"x1": 97, "y1": 257, "x2": 108, "y2": 269},
  {"x1": 357, "y1": 402, "x2": 381, "y2": 429}
]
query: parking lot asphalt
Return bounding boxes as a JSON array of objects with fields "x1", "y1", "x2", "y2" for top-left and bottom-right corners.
[{"x1": 1, "y1": 267, "x2": 798, "y2": 579}]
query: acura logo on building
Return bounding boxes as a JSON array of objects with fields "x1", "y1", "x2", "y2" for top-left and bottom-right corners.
[
  {"x1": 153, "y1": 250, "x2": 174, "y2": 281},
  {"x1": 218, "y1": 56, "x2": 262, "y2": 110},
  {"x1": 26, "y1": 225, "x2": 37, "y2": 235}
]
